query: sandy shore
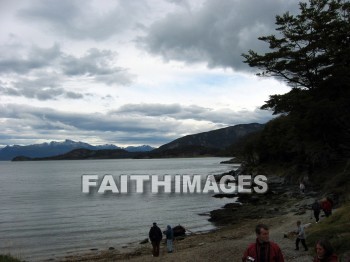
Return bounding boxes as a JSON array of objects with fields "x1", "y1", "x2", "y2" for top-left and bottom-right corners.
[{"x1": 61, "y1": 198, "x2": 317, "y2": 262}]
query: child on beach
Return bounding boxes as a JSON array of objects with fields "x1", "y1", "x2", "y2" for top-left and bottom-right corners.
[{"x1": 295, "y1": 221, "x2": 308, "y2": 251}]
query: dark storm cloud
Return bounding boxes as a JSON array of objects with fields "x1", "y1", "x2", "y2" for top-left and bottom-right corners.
[
  {"x1": 18, "y1": 0, "x2": 149, "y2": 40},
  {"x1": 140, "y1": 0, "x2": 299, "y2": 70}
]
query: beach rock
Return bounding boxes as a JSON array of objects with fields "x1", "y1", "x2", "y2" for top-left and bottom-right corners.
[
  {"x1": 213, "y1": 170, "x2": 236, "y2": 182},
  {"x1": 223, "y1": 202, "x2": 242, "y2": 208},
  {"x1": 173, "y1": 225, "x2": 186, "y2": 237},
  {"x1": 213, "y1": 193, "x2": 237, "y2": 198},
  {"x1": 109, "y1": 247, "x2": 115, "y2": 250},
  {"x1": 140, "y1": 238, "x2": 149, "y2": 244},
  {"x1": 209, "y1": 174, "x2": 308, "y2": 225}
]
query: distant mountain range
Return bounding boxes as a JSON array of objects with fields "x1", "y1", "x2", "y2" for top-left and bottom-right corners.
[
  {"x1": 12, "y1": 148, "x2": 138, "y2": 161},
  {"x1": 0, "y1": 140, "x2": 154, "y2": 161},
  {"x1": 9, "y1": 123, "x2": 264, "y2": 161}
]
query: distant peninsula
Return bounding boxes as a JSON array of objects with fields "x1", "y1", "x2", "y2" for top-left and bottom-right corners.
[{"x1": 10, "y1": 123, "x2": 264, "y2": 161}]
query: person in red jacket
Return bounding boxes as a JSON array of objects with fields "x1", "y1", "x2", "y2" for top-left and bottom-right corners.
[
  {"x1": 313, "y1": 239, "x2": 338, "y2": 262},
  {"x1": 242, "y1": 224, "x2": 285, "y2": 262},
  {"x1": 321, "y1": 197, "x2": 333, "y2": 217}
]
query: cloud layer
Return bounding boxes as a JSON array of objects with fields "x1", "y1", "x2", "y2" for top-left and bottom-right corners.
[
  {"x1": 1, "y1": 103, "x2": 274, "y2": 146},
  {"x1": 0, "y1": 0, "x2": 295, "y2": 146}
]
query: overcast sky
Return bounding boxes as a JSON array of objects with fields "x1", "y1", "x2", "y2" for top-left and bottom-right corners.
[{"x1": 0, "y1": 0, "x2": 299, "y2": 147}]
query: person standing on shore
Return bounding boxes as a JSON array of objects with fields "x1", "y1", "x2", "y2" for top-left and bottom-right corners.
[
  {"x1": 312, "y1": 199, "x2": 321, "y2": 223},
  {"x1": 313, "y1": 238, "x2": 338, "y2": 262},
  {"x1": 164, "y1": 225, "x2": 174, "y2": 253},
  {"x1": 242, "y1": 224, "x2": 285, "y2": 262},
  {"x1": 149, "y1": 222, "x2": 162, "y2": 257},
  {"x1": 295, "y1": 221, "x2": 308, "y2": 251}
]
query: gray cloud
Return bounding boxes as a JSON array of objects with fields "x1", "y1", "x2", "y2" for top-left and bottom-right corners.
[
  {"x1": 0, "y1": 45, "x2": 134, "y2": 100},
  {"x1": 0, "y1": 44, "x2": 61, "y2": 74},
  {"x1": 1, "y1": 104, "x2": 177, "y2": 134},
  {"x1": 112, "y1": 103, "x2": 273, "y2": 125},
  {"x1": 61, "y1": 49, "x2": 116, "y2": 76},
  {"x1": 1, "y1": 75, "x2": 84, "y2": 101},
  {"x1": 139, "y1": 0, "x2": 298, "y2": 70},
  {"x1": 61, "y1": 48, "x2": 135, "y2": 86},
  {"x1": 165, "y1": 0, "x2": 191, "y2": 10},
  {"x1": 1, "y1": 103, "x2": 273, "y2": 147},
  {"x1": 0, "y1": 104, "x2": 180, "y2": 146},
  {"x1": 10, "y1": 76, "x2": 63, "y2": 100},
  {"x1": 18, "y1": 0, "x2": 149, "y2": 40},
  {"x1": 116, "y1": 103, "x2": 183, "y2": 116},
  {"x1": 65, "y1": 91, "x2": 84, "y2": 99}
]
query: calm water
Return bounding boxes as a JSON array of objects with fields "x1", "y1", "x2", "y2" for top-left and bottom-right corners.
[{"x1": 0, "y1": 158, "x2": 238, "y2": 261}]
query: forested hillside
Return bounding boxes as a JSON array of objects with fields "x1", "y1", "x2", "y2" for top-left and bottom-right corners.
[{"x1": 236, "y1": 0, "x2": 350, "y2": 192}]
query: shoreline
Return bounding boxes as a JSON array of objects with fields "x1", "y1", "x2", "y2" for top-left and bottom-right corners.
[
  {"x1": 54, "y1": 174, "x2": 319, "y2": 261},
  {"x1": 58, "y1": 205, "x2": 316, "y2": 262}
]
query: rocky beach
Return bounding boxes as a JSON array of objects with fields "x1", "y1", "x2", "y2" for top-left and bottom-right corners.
[{"x1": 56, "y1": 168, "x2": 344, "y2": 262}]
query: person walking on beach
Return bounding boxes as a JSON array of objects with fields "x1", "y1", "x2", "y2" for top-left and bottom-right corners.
[
  {"x1": 313, "y1": 238, "x2": 338, "y2": 262},
  {"x1": 242, "y1": 224, "x2": 285, "y2": 262},
  {"x1": 312, "y1": 199, "x2": 321, "y2": 223},
  {"x1": 300, "y1": 181, "x2": 306, "y2": 194},
  {"x1": 295, "y1": 221, "x2": 308, "y2": 251},
  {"x1": 149, "y1": 222, "x2": 162, "y2": 257},
  {"x1": 164, "y1": 225, "x2": 174, "y2": 253}
]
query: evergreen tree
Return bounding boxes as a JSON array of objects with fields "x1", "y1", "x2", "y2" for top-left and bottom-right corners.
[
  {"x1": 243, "y1": 0, "x2": 350, "y2": 96},
  {"x1": 241, "y1": 0, "x2": 350, "y2": 166}
]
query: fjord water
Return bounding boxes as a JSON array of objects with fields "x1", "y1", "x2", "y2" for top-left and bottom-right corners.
[{"x1": 0, "y1": 158, "x2": 236, "y2": 261}]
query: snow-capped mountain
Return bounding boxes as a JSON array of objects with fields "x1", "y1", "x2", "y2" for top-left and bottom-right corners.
[{"x1": 0, "y1": 140, "x2": 154, "y2": 160}]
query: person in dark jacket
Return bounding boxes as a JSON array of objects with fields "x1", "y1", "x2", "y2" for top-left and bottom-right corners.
[
  {"x1": 242, "y1": 224, "x2": 285, "y2": 262},
  {"x1": 149, "y1": 222, "x2": 162, "y2": 257},
  {"x1": 313, "y1": 238, "x2": 338, "y2": 262},
  {"x1": 312, "y1": 199, "x2": 321, "y2": 223}
]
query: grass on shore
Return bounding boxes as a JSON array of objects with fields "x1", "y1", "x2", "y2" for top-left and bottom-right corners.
[
  {"x1": 0, "y1": 254, "x2": 21, "y2": 262},
  {"x1": 307, "y1": 203, "x2": 350, "y2": 257}
]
